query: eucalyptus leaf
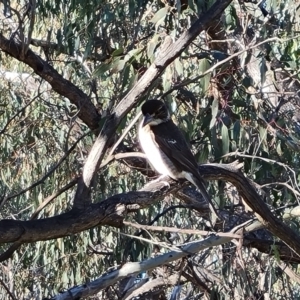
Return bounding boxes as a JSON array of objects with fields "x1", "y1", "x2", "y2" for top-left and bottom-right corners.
[
  {"x1": 94, "y1": 61, "x2": 112, "y2": 76},
  {"x1": 221, "y1": 123, "x2": 229, "y2": 155},
  {"x1": 112, "y1": 47, "x2": 124, "y2": 57},
  {"x1": 260, "y1": 57, "x2": 267, "y2": 86},
  {"x1": 147, "y1": 34, "x2": 159, "y2": 60},
  {"x1": 174, "y1": 59, "x2": 183, "y2": 76},
  {"x1": 150, "y1": 7, "x2": 168, "y2": 24},
  {"x1": 209, "y1": 98, "x2": 218, "y2": 129},
  {"x1": 233, "y1": 120, "x2": 240, "y2": 142},
  {"x1": 244, "y1": 2, "x2": 265, "y2": 21},
  {"x1": 199, "y1": 58, "x2": 211, "y2": 93}
]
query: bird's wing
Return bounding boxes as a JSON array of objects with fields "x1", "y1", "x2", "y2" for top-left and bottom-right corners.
[
  {"x1": 152, "y1": 121, "x2": 221, "y2": 220},
  {"x1": 151, "y1": 121, "x2": 200, "y2": 177}
]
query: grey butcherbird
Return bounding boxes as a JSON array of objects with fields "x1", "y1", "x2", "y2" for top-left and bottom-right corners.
[{"x1": 139, "y1": 99, "x2": 220, "y2": 220}]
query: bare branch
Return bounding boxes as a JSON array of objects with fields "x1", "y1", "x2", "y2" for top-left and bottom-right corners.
[
  {"x1": 106, "y1": 111, "x2": 142, "y2": 159},
  {"x1": 100, "y1": 152, "x2": 147, "y2": 169},
  {"x1": 200, "y1": 163, "x2": 300, "y2": 256},
  {"x1": 51, "y1": 234, "x2": 232, "y2": 299},
  {"x1": 0, "y1": 162, "x2": 299, "y2": 260},
  {"x1": 30, "y1": 178, "x2": 79, "y2": 220},
  {"x1": 123, "y1": 274, "x2": 186, "y2": 300},
  {"x1": 0, "y1": 177, "x2": 177, "y2": 245},
  {"x1": 0, "y1": 278, "x2": 17, "y2": 300},
  {"x1": 123, "y1": 221, "x2": 241, "y2": 239}
]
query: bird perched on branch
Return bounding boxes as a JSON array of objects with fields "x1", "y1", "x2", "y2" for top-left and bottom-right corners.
[{"x1": 139, "y1": 99, "x2": 220, "y2": 219}]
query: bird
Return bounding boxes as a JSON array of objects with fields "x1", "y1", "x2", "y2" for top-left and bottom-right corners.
[{"x1": 139, "y1": 99, "x2": 220, "y2": 219}]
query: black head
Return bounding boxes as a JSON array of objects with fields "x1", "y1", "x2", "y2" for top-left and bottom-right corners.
[{"x1": 141, "y1": 100, "x2": 170, "y2": 127}]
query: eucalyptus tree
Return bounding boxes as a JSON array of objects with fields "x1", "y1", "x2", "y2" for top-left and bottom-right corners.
[{"x1": 1, "y1": 0, "x2": 300, "y2": 299}]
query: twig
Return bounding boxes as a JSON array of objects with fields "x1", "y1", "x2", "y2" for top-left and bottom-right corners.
[
  {"x1": 5, "y1": 131, "x2": 89, "y2": 201},
  {"x1": 106, "y1": 111, "x2": 142, "y2": 159},
  {"x1": 0, "y1": 94, "x2": 39, "y2": 135},
  {"x1": 261, "y1": 182, "x2": 300, "y2": 197},
  {"x1": 30, "y1": 178, "x2": 79, "y2": 220},
  {"x1": 123, "y1": 221, "x2": 241, "y2": 239},
  {"x1": 111, "y1": 228, "x2": 180, "y2": 252},
  {"x1": 122, "y1": 204, "x2": 187, "y2": 260},
  {"x1": 278, "y1": 262, "x2": 300, "y2": 284},
  {"x1": 100, "y1": 152, "x2": 146, "y2": 168},
  {"x1": 0, "y1": 278, "x2": 17, "y2": 300}
]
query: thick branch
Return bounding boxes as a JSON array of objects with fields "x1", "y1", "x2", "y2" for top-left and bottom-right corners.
[
  {"x1": 1, "y1": 162, "x2": 300, "y2": 260},
  {"x1": 0, "y1": 180, "x2": 176, "y2": 244},
  {"x1": 0, "y1": 34, "x2": 101, "y2": 131},
  {"x1": 200, "y1": 163, "x2": 300, "y2": 256}
]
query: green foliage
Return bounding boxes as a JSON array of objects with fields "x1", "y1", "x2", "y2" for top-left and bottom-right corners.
[{"x1": 1, "y1": 0, "x2": 300, "y2": 299}]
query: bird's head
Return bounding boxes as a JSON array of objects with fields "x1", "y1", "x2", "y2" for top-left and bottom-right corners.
[{"x1": 141, "y1": 100, "x2": 170, "y2": 127}]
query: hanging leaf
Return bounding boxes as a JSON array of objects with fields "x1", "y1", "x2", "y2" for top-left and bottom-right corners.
[
  {"x1": 209, "y1": 98, "x2": 219, "y2": 129},
  {"x1": 112, "y1": 47, "x2": 124, "y2": 57},
  {"x1": 121, "y1": 63, "x2": 131, "y2": 89},
  {"x1": 174, "y1": 59, "x2": 183, "y2": 77},
  {"x1": 233, "y1": 120, "x2": 240, "y2": 142},
  {"x1": 124, "y1": 48, "x2": 142, "y2": 63},
  {"x1": 260, "y1": 57, "x2": 268, "y2": 86},
  {"x1": 127, "y1": 66, "x2": 138, "y2": 90},
  {"x1": 221, "y1": 123, "x2": 229, "y2": 155},
  {"x1": 94, "y1": 60, "x2": 112, "y2": 76},
  {"x1": 162, "y1": 67, "x2": 172, "y2": 92},
  {"x1": 111, "y1": 58, "x2": 125, "y2": 73},
  {"x1": 150, "y1": 7, "x2": 168, "y2": 24},
  {"x1": 74, "y1": 35, "x2": 80, "y2": 51},
  {"x1": 147, "y1": 34, "x2": 159, "y2": 60},
  {"x1": 199, "y1": 58, "x2": 211, "y2": 93}
]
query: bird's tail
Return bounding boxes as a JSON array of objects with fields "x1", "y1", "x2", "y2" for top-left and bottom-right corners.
[{"x1": 185, "y1": 172, "x2": 221, "y2": 220}]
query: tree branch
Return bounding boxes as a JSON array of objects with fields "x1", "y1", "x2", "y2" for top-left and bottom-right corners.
[
  {"x1": 200, "y1": 163, "x2": 300, "y2": 256},
  {"x1": 0, "y1": 34, "x2": 101, "y2": 131},
  {"x1": 0, "y1": 178, "x2": 176, "y2": 245},
  {"x1": 51, "y1": 234, "x2": 232, "y2": 299},
  {"x1": 1, "y1": 162, "x2": 300, "y2": 260}
]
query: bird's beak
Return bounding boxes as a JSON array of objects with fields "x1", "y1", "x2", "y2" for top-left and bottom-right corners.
[{"x1": 142, "y1": 113, "x2": 153, "y2": 127}]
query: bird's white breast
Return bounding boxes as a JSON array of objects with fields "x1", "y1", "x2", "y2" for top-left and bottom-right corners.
[{"x1": 139, "y1": 123, "x2": 174, "y2": 177}]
